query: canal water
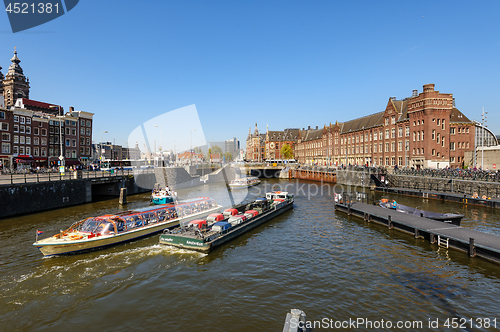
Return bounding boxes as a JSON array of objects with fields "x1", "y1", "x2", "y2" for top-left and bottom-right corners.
[{"x1": 1, "y1": 179, "x2": 500, "y2": 331}]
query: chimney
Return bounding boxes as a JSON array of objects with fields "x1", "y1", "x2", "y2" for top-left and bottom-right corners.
[
  {"x1": 390, "y1": 97, "x2": 396, "y2": 101},
  {"x1": 308, "y1": 126, "x2": 311, "y2": 130},
  {"x1": 412, "y1": 89, "x2": 418, "y2": 97},
  {"x1": 69, "y1": 106, "x2": 74, "y2": 113},
  {"x1": 316, "y1": 126, "x2": 318, "y2": 130}
]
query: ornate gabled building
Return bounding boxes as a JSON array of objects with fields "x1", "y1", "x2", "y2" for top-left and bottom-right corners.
[{"x1": 245, "y1": 123, "x2": 300, "y2": 162}]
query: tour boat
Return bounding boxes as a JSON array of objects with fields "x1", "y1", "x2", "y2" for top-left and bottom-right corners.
[
  {"x1": 159, "y1": 191, "x2": 294, "y2": 252},
  {"x1": 151, "y1": 188, "x2": 177, "y2": 205},
  {"x1": 33, "y1": 197, "x2": 222, "y2": 257},
  {"x1": 228, "y1": 176, "x2": 261, "y2": 189},
  {"x1": 379, "y1": 199, "x2": 464, "y2": 226}
]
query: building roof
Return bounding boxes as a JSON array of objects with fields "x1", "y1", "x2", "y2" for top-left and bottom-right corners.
[
  {"x1": 339, "y1": 111, "x2": 385, "y2": 134},
  {"x1": 449, "y1": 108, "x2": 473, "y2": 124},
  {"x1": 18, "y1": 98, "x2": 59, "y2": 110}
]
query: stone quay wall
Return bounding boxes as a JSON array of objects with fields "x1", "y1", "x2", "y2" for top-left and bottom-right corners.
[{"x1": 335, "y1": 170, "x2": 372, "y2": 187}]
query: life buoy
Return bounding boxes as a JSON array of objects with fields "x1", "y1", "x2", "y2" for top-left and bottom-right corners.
[
  {"x1": 69, "y1": 234, "x2": 83, "y2": 240},
  {"x1": 381, "y1": 199, "x2": 388, "y2": 203}
]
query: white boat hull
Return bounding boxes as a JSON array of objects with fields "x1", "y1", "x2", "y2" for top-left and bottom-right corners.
[{"x1": 34, "y1": 206, "x2": 222, "y2": 256}]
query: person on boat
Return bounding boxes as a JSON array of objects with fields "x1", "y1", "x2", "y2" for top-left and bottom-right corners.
[
  {"x1": 472, "y1": 192, "x2": 479, "y2": 199},
  {"x1": 392, "y1": 200, "x2": 397, "y2": 209}
]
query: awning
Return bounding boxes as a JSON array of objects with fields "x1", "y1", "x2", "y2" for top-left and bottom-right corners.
[
  {"x1": 0, "y1": 155, "x2": 10, "y2": 158},
  {"x1": 16, "y1": 158, "x2": 34, "y2": 163},
  {"x1": 65, "y1": 159, "x2": 81, "y2": 166}
]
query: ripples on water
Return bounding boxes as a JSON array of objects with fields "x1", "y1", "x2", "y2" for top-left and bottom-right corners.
[{"x1": 1, "y1": 180, "x2": 500, "y2": 331}]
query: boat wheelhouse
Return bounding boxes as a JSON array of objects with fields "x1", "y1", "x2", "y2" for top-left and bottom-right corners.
[
  {"x1": 151, "y1": 188, "x2": 177, "y2": 205},
  {"x1": 33, "y1": 197, "x2": 222, "y2": 257}
]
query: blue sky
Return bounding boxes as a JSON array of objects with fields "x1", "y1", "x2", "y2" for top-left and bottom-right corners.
[{"x1": 1, "y1": 0, "x2": 499, "y2": 149}]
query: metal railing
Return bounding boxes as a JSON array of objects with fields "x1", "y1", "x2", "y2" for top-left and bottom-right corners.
[
  {"x1": 0, "y1": 168, "x2": 156, "y2": 185},
  {"x1": 394, "y1": 168, "x2": 500, "y2": 182}
]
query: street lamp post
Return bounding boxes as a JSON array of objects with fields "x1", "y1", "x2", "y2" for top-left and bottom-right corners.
[
  {"x1": 155, "y1": 125, "x2": 163, "y2": 166},
  {"x1": 190, "y1": 129, "x2": 196, "y2": 165},
  {"x1": 100, "y1": 131, "x2": 108, "y2": 169},
  {"x1": 481, "y1": 108, "x2": 487, "y2": 170},
  {"x1": 49, "y1": 105, "x2": 65, "y2": 172}
]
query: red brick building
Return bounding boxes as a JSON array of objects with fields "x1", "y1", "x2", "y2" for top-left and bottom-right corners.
[
  {"x1": 245, "y1": 123, "x2": 300, "y2": 162},
  {"x1": 293, "y1": 84, "x2": 494, "y2": 168},
  {"x1": 0, "y1": 49, "x2": 94, "y2": 170}
]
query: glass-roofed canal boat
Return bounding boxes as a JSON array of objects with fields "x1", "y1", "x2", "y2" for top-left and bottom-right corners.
[{"x1": 33, "y1": 197, "x2": 222, "y2": 257}]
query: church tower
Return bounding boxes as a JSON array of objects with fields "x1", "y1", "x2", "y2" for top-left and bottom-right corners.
[
  {"x1": 0, "y1": 63, "x2": 4, "y2": 108},
  {"x1": 2, "y1": 48, "x2": 30, "y2": 107}
]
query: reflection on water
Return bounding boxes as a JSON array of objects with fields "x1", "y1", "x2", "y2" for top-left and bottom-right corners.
[{"x1": 1, "y1": 180, "x2": 500, "y2": 331}]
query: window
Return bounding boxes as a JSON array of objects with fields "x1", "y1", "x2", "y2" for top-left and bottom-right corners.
[
  {"x1": 2, "y1": 143, "x2": 10, "y2": 154},
  {"x1": 391, "y1": 157, "x2": 395, "y2": 166},
  {"x1": 41, "y1": 138, "x2": 47, "y2": 145},
  {"x1": 26, "y1": 118, "x2": 31, "y2": 124},
  {"x1": 413, "y1": 121, "x2": 416, "y2": 127},
  {"x1": 385, "y1": 118, "x2": 389, "y2": 125},
  {"x1": 385, "y1": 130, "x2": 389, "y2": 139},
  {"x1": 450, "y1": 142, "x2": 455, "y2": 150},
  {"x1": 385, "y1": 143, "x2": 389, "y2": 152},
  {"x1": 19, "y1": 146, "x2": 25, "y2": 155},
  {"x1": 20, "y1": 136, "x2": 25, "y2": 144},
  {"x1": 81, "y1": 119, "x2": 85, "y2": 126},
  {"x1": 65, "y1": 120, "x2": 70, "y2": 126},
  {"x1": 417, "y1": 148, "x2": 420, "y2": 155},
  {"x1": 422, "y1": 120, "x2": 424, "y2": 125},
  {"x1": 398, "y1": 128, "x2": 403, "y2": 137},
  {"x1": 385, "y1": 157, "x2": 389, "y2": 166},
  {"x1": 41, "y1": 148, "x2": 46, "y2": 156},
  {"x1": 66, "y1": 128, "x2": 70, "y2": 135},
  {"x1": 450, "y1": 157, "x2": 455, "y2": 163},
  {"x1": 437, "y1": 133, "x2": 440, "y2": 143},
  {"x1": 391, "y1": 116, "x2": 395, "y2": 124},
  {"x1": 86, "y1": 138, "x2": 90, "y2": 145},
  {"x1": 34, "y1": 147, "x2": 39, "y2": 156},
  {"x1": 86, "y1": 128, "x2": 91, "y2": 135},
  {"x1": 72, "y1": 139, "x2": 76, "y2": 147},
  {"x1": 0, "y1": 111, "x2": 4, "y2": 119},
  {"x1": 26, "y1": 137, "x2": 31, "y2": 145},
  {"x1": 80, "y1": 128, "x2": 85, "y2": 135},
  {"x1": 373, "y1": 144, "x2": 377, "y2": 153},
  {"x1": 405, "y1": 126, "x2": 410, "y2": 136},
  {"x1": 14, "y1": 125, "x2": 19, "y2": 133},
  {"x1": 14, "y1": 115, "x2": 19, "y2": 122},
  {"x1": 422, "y1": 148, "x2": 424, "y2": 154},
  {"x1": 72, "y1": 129, "x2": 76, "y2": 136},
  {"x1": 432, "y1": 130, "x2": 435, "y2": 140},
  {"x1": 466, "y1": 127, "x2": 469, "y2": 133},
  {"x1": 437, "y1": 119, "x2": 440, "y2": 125},
  {"x1": 442, "y1": 119, "x2": 445, "y2": 130},
  {"x1": 20, "y1": 126, "x2": 25, "y2": 133},
  {"x1": 391, "y1": 142, "x2": 395, "y2": 152},
  {"x1": 442, "y1": 137, "x2": 445, "y2": 147},
  {"x1": 398, "y1": 141, "x2": 402, "y2": 151},
  {"x1": 66, "y1": 139, "x2": 70, "y2": 147},
  {"x1": 34, "y1": 137, "x2": 39, "y2": 145},
  {"x1": 398, "y1": 157, "x2": 402, "y2": 166},
  {"x1": 417, "y1": 132, "x2": 420, "y2": 141},
  {"x1": 26, "y1": 147, "x2": 31, "y2": 155},
  {"x1": 71, "y1": 121, "x2": 76, "y2": 126},
  {"x1": 26, "y1": 126, "x2": 31, "y2": 134},
  {"x1": 34, "y1": 128, "x2": 39, "y2": 135},
  {"x1": 42, "y1": 129, "x2": 47, "y2": 136},
  {"x1": 432, "y1": 149, "x2": 435, "y2": 155},
  {"x1": 86, "y1": 147, "x2": 91, "y2": 155},
  {"x1": 379, "y1": 143, "x2": 382, "y2": 152},
  {"x1": 1, "y1": 123, "x2": 8, "y2": 131},
  {"x1": 86, "y1": 120, "x2": 91, "y2": 127},
  {"x1": 413, "y1": 132, "x2": 416, "y2": 141},
  {"x1": 13, "y1": 146, "x2": 18, "y2": 154},
  {"x1": 391, "y1": 128, "x2": 395, "y2": 138},
  {"x1": 466, "y1": 142, "x2": 469, "y2": 148},
  {"x1": 421, "y1": 131, "x2": 424, "y2": 140},
  {"x1": 405, "y1": 140, "x2": 409, "y2": 151},
  {"x1": 72, "y1": 151, "x2": 76, "y2": 158},
  {"x1": 2, "y1": 133, "x2": 10, "y2": 141},
  {"x1": 14, "y1": 135, "x2": 19, "y2": 143},
  {"x1": 374, "y1": 132, "x2": 377, "y2": 140}
]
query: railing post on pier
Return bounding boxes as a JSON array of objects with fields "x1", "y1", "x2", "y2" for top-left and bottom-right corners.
[
  {"x1": 469, "y1": 238, "x2": 476, "y2": 257},
  {"x1": 10, "y1": 172, "x2": 13, "y2": 184},
  {"x1": 24, "y1": 172, "x2": 27, "y2": 183},
  {"x1": 36, "y1": 172, "x2": 39, "y2": 183},
  {"x1": 388, "y1": 215, "x2": 393, "y2": 229}
]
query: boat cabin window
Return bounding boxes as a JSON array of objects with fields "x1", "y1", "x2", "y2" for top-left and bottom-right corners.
[
  {"x1": 81, "y1": 218, "x2": 116, "y2": 235},
  {"x1": 95, "y1": 222, "x2": 115, "y2": 235}
]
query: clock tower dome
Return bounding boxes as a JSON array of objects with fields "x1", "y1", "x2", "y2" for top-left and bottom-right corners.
[{"x1": 2, "y1": 48, "x2": 30, "y2": 108}]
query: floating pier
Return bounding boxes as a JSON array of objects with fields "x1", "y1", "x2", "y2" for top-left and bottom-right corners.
[{"x1": 335, "y1": 195, "x2": 500, "y2": 265}]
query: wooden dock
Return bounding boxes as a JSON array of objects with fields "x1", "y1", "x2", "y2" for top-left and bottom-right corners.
[
  {"x1": 376, "y1": 186, "x2": 500, "y2": 208},
  {"x1": 335, "y1": 198, "x2": 500, "y2": 265}
]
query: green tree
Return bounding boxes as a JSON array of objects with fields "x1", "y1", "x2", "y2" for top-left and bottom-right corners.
[
  {"x1": 224, "y1": 152, "x2": 233, "y2": 161},
  {"x1": 210, "y1": 145, "x2": 223, "y2": 156},
  {"x1": 281, "y1": 144, "x2": 294, "y2": 159}
]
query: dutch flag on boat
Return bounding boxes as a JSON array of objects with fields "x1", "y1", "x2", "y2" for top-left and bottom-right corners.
[{"x1": 36, "y1": 230, "x2": 43, "y2": 235}]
